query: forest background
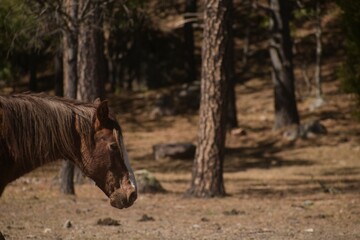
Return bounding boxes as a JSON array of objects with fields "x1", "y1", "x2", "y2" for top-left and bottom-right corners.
[{"x1": 0, "y1": 0, "x2": 360, "y2": 239}]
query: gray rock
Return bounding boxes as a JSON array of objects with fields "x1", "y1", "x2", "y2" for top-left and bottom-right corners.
[
  {"x1": 301, "y1": 119, "x2": 327, "y2": 135},
  {"x1": 283, "y1": 120, "x2": 327, "y2": 140},
  {"x1": 150, "y1": 82, "x2": 201, "y2": 119},
  {"x1": 153, "y1": 142, "x2": 196, "y2": 160},
  {"x1": 134, "y1": 169, "x2": 166, "y2": 193}
]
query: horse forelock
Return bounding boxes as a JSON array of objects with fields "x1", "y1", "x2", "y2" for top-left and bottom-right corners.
[{"x1": 0, "y1": 93, "x2": 96, "y2": 167}]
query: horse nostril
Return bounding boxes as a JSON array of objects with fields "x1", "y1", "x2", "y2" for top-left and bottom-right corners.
[{"x1": 128, "y1": 190, "x2": 137, "y2": 204}]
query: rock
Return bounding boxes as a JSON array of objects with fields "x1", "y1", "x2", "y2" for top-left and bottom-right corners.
[
  {"x1": 191, "y1": 224, "x2": 201, "y2": 229},
  {"x1": 138, "y1": 214, "x2": 155, "y2": 222},
  {"x1": 63, "y1": 220, "x2": 72, "y2": 229},
  {"x1": 302, "y1": 200, "x2": 314, "y2": 207},
  {"x1": 43, "y1": 228, "x2": 52, "y2": 234},
  {"x1": 283, "y1": 120, "x2": 327, "y2": 141},
  {"x1": 223, "y1": 209, "x2": 245, "y2": 216},
  {"x1": 153, "y1": 142, "x2": 196, "y2": 160},
  {"x1": 309, "y1": 97, "x2": 325, "y2": 111},
  {"x1": 149, "y1": 94, "x2": 176, "y2": 120},
  {"x1": 134, "y1": 169, "x2": 166, "y2": 193},
  {"x1": 97, "y1": 218, "x2": 120, "y2": 226},
  {"x1": 150, "y1": 82, "x2": 201, "y2": 118},
  {"x1": 300, "y1": 119, "x2": 327, "y2": 135},
  {"x1": 230, "y1": 128, "x2": 247, "y2": 136},
  {"x1": 201, "y1": 217, "x2": 210, "y2": 222},
  {"x1": 149, "y1": 106, "x2": 175, "y2": 120}
]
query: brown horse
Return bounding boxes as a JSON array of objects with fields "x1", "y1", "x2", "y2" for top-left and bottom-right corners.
[{"x1": 0, "y1": 93, "x2": 137, "y2": 209}]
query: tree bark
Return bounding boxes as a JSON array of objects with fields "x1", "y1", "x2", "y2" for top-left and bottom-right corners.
[
  {"x1": 77, "y1": 0, "x2": 104, "y2": 102},
  {"x1": 269, "y1": 0, "x2": 300, "y2": 129},
  {"x1": 184, "y1": 0, "x2": 197, "y2": 83},
  {"x1": 314, "y1": 0, "x2": 323, "y2": 99},
  {"x1": 28, "y1": 52, "x2": 37, "y2": 92},
  {"x1": 226, "y1": 0, "x2": 238, "y2": 129},
  {"x1": 60, "y1": 0, "x2": 79, "y2": 195},
  {"x1": 54, "y1": 50, "x2": 63, "y2": 97},
  {"x1": 187, "y1": 0, "x2": 229, "y2": 198},
  {"x1": 60, "y1": 160, "x2": 75, "y2": 194},
  {"x1": 62, "y1": 0, "x2": 78, "y2": 100}
]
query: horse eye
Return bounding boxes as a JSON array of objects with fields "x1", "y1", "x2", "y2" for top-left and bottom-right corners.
[{"x1": 109, "y1": 142, "x2": 118, "y2": 151}]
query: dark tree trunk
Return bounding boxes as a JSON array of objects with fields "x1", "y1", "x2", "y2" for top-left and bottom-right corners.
[
  {"x1": 60, "y1": 160, "x2": 75, "y2": 194},
  {"x1": 77, "y1": 0, "x2": 104, "y2": 102},
  {"x1": 314, "y1": 0, "x2": 323, "y2": 99},
  {"x1": 226, "y1": 0, "x2": 238, "y2": 129},
  {"x1": 187, "y1": 0, "x2": 229, "y2": 198},
  {"x1": 62, "y1": 0, "x2": 78, "y2": 100},
  {"x1": 54, "y1": 50, "x2": 63, "y2": 97},
  {"x1": 184, "y1": 0, "x2": 197, "y2": 83},
  {"x1": 242, "y1": 0, "x2": 252, "y2": 65},
  {"x1": 28, "y1": 52, "x2": 37, "y2": 92},
  {"x1": 269, "y1": 0, "x2": 300, "y2": 129},
  {"x1": 60, "y1": 0, "x2": 78, "y2": 195}
]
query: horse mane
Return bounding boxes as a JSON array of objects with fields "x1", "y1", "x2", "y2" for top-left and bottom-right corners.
[{"x1": 0, "y1": 93, "x2": 96, "y2": 167}]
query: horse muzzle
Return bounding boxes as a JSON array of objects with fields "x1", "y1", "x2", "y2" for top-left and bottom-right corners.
[{"x1": 109, "y1": 187, "x2": 137, "y2": 209}]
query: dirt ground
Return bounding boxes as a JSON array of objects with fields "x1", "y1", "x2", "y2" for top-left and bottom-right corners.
[{"x1": 1, "y1": 77, "x2": 360, "y2": 240}]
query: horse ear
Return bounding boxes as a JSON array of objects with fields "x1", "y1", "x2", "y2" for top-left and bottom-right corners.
[{"x1": 95, "y1": 100, "x2": 110, "y2": 127}]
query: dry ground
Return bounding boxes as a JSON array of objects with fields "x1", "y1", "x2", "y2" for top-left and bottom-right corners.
[{"x1": 1, "y1": 78, "x2": 360, "y2": 240}]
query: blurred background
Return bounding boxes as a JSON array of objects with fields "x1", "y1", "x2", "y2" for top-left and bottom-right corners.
[{"x1": 0, "y1": 0, "x2": 360, "y2": 239}]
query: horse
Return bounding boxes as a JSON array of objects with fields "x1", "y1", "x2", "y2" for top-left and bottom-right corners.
[{"x1": 0, "y1": 93, "x2": 137, "y2": 209}]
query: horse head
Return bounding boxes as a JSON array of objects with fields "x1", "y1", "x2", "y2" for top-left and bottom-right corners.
[{"x1": 82, "y1": 100, "x2": 137, "y2": 209}]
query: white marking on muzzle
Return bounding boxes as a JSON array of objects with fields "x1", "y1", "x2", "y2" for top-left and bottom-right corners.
[{"x1": 114, "y1": 130, "x2": 137, "y2": 189}]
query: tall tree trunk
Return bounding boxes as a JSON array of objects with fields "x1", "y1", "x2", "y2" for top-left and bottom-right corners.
[
  {"x1": 62, "y1": 0, "x2": 78, "y2": 100},
  {"x1": 184, "y1": 0, "x2": 197, "y2": 83},
  {"x1": 28, "y1": 52, "x2": 37, "y2": 92},
  {"x1": 226, "y1": 0, "x2": 238, "y2": 129},
  {"x1": 60, "y1": 161, "x2": 75, "y2": 194},
  {"x1": 77, "y1": 0, "x2": 104, "y2": 102},
  {"x1": 269, "y1": 0, "x2": 300, "y2": 129},
  {"x1": 54, "y1": 50, "x2": 63, "y2": 97},
  {"x1": 242, "y1": 0, "x2": 252, "y2": 65},
  {"x1": 60, "y1": 0, "x2": 78, "y2": 195},
  {"x1": 314, "y1": 0, "x2": 323, "y2": 100},
  {"x1": 187, "y1": 0, "x2": 229, "y2": 198}
]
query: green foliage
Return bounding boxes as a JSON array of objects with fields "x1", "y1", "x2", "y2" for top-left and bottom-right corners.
[
  {"x1": 0, "y1": 0, "x2": 39, "y2": 52},
  {"x1": 0, "y1": 0, "x2": 54, "y2": 84},
  {"x1": 337, "y1": 1, "x2": 360, "y2": 109},
  {"x1": 0, "y1": 0, "x2": 37, "y2": 82}
]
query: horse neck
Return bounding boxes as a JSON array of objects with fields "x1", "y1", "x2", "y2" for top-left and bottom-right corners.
[{"x1": 0, "y1": 98, "x2": 94, "y2": 174}]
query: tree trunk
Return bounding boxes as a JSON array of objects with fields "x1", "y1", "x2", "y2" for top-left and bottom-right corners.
[
  {"x1": 269, "y1": 0, "x2": 300, "y2": 129},
  {"x1": 187, "y1": 0, "x2": 229, "y2": 198},
  {"x1": 314, "y1": 0, "x2": 323, "y2": 99},
  {"x1": 54, "y1": 50, "x2": 63, "y2": 97},
  {"x1": 28, "y1": 52, "x2": 37, "y2": 92},
  {"x1": 77, "y1": 0, "x2": 104, "y2": 102},
  {"x1": 60, "y1": 0, "x2": 78, "y2": 195},
  {"x1": 60, "y1": 160, "x2": 75, "y2": 194},
  {"x1": 242, "y1": 0, "x2": 252, "y2": 65},
  {"x1": 226, "y1": 0, "x2": 238, "y2": 129},
  {"x1": 184, "y1": 0, "x2": 197, "y2": 83}
]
